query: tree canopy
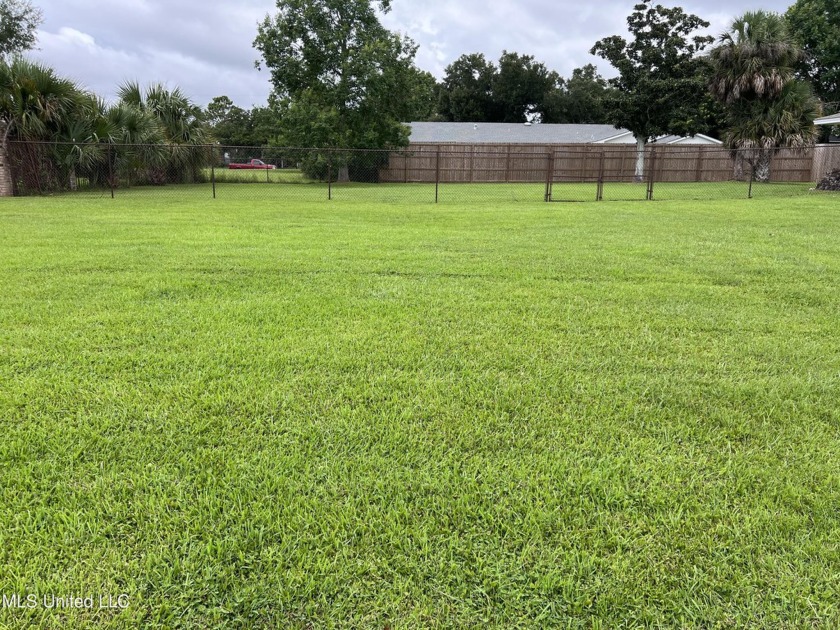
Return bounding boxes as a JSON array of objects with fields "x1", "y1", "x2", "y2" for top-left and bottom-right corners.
[
  {"x1": 541, "y1": 64, "x2": 614, "y2": 124},
  {"x1": 0, "y1": 55, "x2": 214, "y2": 194},
  {"x1": 437, "y1": 53, "x2": 497, "y2": 122},
  {"x1": 492, "y1": 52, "x2": 560, "y2": 123},
  {"x1": 709, "y1": 10, "x2": 820, "y2": 181},
  {"x1": 590, "y1": 1, "x2": 715, "y2": 179},
  {"x1": 785, "y1": 0, "x2": 840, "y2": 111},
  {"x1": 0, "y1": 0, "x2": 42, "y2": 58},
  {"x1": 437, "y1": 52, "x2": 568, "y2": 123},
  {"x1": 205, "y1": 95, "x2": 259, "y2": 147},
  {"x1": 253, "y1": 0, "x2": 433, "y2": 178}
]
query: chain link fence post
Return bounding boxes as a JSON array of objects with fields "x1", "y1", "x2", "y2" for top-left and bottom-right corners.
[
  {"x1": 108, "y1": 143, "x2": 115, "y2": 199},
  {"x1": 597, "y1": 150, "x2": 605, "y2": 201},
  {"x1": 748, "y1": 163, "x2": 754, "y2": 199},
  {"x1": 544, "y1": 149, "x2": 553, "y2": 202},
  {"x1": 327, "y1": 150, "x2": 332, "y2": 201},
  {"x1": 646, "y1": 147, "x2": 657, "y2": 201}
]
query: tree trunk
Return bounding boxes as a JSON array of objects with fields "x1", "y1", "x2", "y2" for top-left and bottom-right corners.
[
  {"x1": 0, "y1": 124, "x2": 13, "y2": 197},
  {"x1": 69, "y1": 165, "x2": 78, "y2": 191},
  {"x1": 337, "y1": 164, "x2": 349, "y2": 182},
  {"x1": 634, "y1": 134, "x2": 646, "y2": 182},
  {"x1": 733, "y1": 152, "x2": 745, "y2": 181},
  {"x1": 753, "y1": 150, "x2": 772, "y2": 183}
]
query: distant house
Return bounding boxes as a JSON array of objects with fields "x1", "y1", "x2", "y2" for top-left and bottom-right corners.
[
  {"x1": 406, "y1": 122, "x2": 722, "y2": 146},
  {"x1": 814, "y1": 113, "x2": 840, "y2": 126},
  {"x1": 815, "y1": 113, "x2": 840, "y2": 143},
  {"x1": 379, "y1": 122, "x2": 729, "y2": 184},
  {"x1": 595, "y1": 130, "x2": 722, "y2": 146}
]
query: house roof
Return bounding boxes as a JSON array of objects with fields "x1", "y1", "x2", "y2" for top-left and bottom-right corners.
[
  {"x1": 654, "y1": 133, "x2": 723, "y2": 145},
  {"x1": 582, "y1": 130, "x2": 722, "y2": 145},
  {"x1": 815, "y1": 113, "x2": 840, "y2": 126},
  {"x1": 408, "y1": 122, "x2": 628, "y2": 144},
  {"x1": 407, "y1": 122, "x2": 721, "y2": 145}
]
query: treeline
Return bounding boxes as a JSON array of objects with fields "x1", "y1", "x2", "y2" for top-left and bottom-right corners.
[
  {"x1": 1, "y1": 60, "x2": 210, "y2": 193},
  {"x1": 1, "y1": 0, "x2": 838, "y2": 192},
  {"x1": 0, "y1": 2, "x2": 215, "y2": 193},
  {"x1": 207, "y1": 56, "x2": 614, "y2": 149},
  {"x1": 212, "y1": 0, "x2": 838, "y2": 185}
]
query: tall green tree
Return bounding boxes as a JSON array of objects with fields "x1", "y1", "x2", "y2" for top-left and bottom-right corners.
[
  {"x1": 541, "y1": 64, "x2": 613, "y2": 124},
  {"x1": 253, "y1": 0, "x2": 432, "y2": 180},
  {"x1": 785, "y1": 0, "x2": 840, "y2": 120},
  {"x1": 205, "y1": 95, "x2": 258, "y2": 146},
  {"x1": 709, "y1": 11, "x2": 800, "y2": 105},
  {"x1": 403, "y1": 68, "x2": 438, "y2": 122},
  {"x1": 709, "y1": 10, "x2": 820, "y2": 181},
  {"x1": 437, "y1": 53, "x2": 496, "y2": 122},
  {"x1": 492, "y1": 52, "x2": 560, "y2": 122},
  {"x1": 203, "y1": 95, "x2": 282, "y2": 148},
  {"x1": 0, "y1": 0, "x2": 42, "y2": 58},
  {"x1": 437, "y1": 52, "x2": 561, "y2": 123},
  {"x1": 250, "y1": 95, "x2": 285, "y2": 146},
  {"x1": 590, "y1": 1, "x2": 714, "y2": 180}
]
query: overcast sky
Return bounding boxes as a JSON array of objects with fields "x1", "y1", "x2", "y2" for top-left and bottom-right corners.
[{"x1": 32, "y1": 0, "x2": 794, "y2": 110}]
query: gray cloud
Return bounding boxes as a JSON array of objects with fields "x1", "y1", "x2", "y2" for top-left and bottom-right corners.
[{"x1": 32, "y1": 0, "x2": 794, "y2": 109}]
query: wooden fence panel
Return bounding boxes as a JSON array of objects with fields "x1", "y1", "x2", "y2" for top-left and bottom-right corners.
[
  {"x1": 379, "y1": 142, "x2": 837, "y2": 184},
  {"x1": 770, "y1": 149, "x2": 815, "y2": 182},
  {"x1": 812, "y1": 145, "x2": 840, "y2": 181}
]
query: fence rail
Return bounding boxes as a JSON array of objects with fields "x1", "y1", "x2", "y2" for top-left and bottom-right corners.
[{"x1": 4, "y1": 140, "x2": 840, "y2": 203}]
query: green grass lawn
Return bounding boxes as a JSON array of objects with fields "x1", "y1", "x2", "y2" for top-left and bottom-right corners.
[
  {"x1": 2, "y1": 188, "x2": 840, "y2": 628},
  {"x1": 549, "y1": 180, "x2": 815, "y2": 202},
  {"x1": 88, "y1": 178, "x2": 821, "y2": 206}
]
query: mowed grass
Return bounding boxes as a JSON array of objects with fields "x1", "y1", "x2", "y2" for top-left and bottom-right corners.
[
  {"x1": 1, "y1": 187, "x2": 840, "y2": 628},
  {"x1": 111, "y1": 178, "x2": 818, "y2": 205}
]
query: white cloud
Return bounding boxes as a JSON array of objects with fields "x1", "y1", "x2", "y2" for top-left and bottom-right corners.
[{"x1": 54, "y1": 27, "x2": 97, "y2": 49}]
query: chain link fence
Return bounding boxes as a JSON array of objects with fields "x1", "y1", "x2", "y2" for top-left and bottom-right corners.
[{"x1": 5, "y1": 140, "x2": 840, "y2": 202}]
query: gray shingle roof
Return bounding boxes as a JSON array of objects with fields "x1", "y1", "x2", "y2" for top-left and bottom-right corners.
[{"x1": 408, "y1": 122, "x2": 629, "y2": 144}]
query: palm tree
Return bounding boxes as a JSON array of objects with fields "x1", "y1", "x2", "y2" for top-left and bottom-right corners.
[
  {"x1": 52, "y1": 94, "x2": 114, "y2": 190},
  {"x1": 105, "y1": 100, "x2": 167, "y2": 186},
  {"x1": 0, "y1": 57, "x2": 88, "y2": 194},
  {"x1": 709, "y1": 11, "x2": 820, "y2": 181},
  {"x1": 724, "y1": 81, "x2": 821, "y2": 181},
  {"x1": 117, "y1": 82, "x2": 210, "y2": 184}
]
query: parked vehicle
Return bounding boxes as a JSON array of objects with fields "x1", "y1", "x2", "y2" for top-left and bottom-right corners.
[{"x1": 228, "y1": 159, "x2": 276, "y2": 170}]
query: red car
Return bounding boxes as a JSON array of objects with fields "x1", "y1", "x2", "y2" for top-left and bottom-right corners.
[{"x1": 228, "y1": 159, "x2": 276, "y2": 170}]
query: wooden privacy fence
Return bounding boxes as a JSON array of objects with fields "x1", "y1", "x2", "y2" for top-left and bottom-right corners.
[
  {"x1": 379, "y1": 143, "x2": 837, "y2": 184},
  {"x1": 813, "y1": 144, "x2": 840, "y2": 180}
]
